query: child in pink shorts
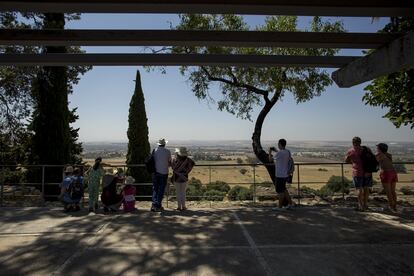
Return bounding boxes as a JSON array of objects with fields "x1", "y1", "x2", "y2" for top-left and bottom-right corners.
[{"x1": 122, "y1": 176, "x2": 136, "y2": 212}]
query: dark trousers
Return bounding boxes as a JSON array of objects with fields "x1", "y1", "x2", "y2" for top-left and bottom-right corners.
[{"x1": 152, "y1": 172, "x2": 168, "y2": 208}]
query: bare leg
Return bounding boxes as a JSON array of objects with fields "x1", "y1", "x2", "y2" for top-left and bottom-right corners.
[
  {"x1": 357, "y1": 188, "x2": 364, "y2": 210},
  {"x1": 382, "y1": 182, "x2": 393, "y2": 209},
  {"x1": 390, "y1": 182, "x2": 397, "y2": 210},
  {"x1": 363, "y1": 187, "x2": 370, "y2": 210}
]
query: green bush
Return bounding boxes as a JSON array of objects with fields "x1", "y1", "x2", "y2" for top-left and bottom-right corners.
[
  {"x1": 318, "y1": 168, "x2": 328, "y2": 172},
  {"x1": 186, "y1": 177, "x2": 205, "y2": 201},
  {"x1": 316, "y1": 175, "x2": 351, "y2": 197},
  {"x1": 394, "y1": 163, "x2": 407, "y2": 174},
  {"x1": 239, "y1": 168, "x2": 248, "y2": 175},
  {"x1": 203, "y1": 190, "x2": 226, "y2": 201},
  {"x1": 205, "y1": 181, "x2": 230, "y2": 193},
  {"x1": 228, "y1": 185, "x2": 253, "y2": 201}
]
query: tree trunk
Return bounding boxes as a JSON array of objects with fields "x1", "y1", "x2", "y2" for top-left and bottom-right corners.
[{"x1": 251, "y1": 95, "x2": 279, "y2": 183}]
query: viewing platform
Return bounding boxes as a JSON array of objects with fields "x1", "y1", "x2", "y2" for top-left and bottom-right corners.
[{"x1": 0, "y1": 206, "x2": 413, "y2": 275}]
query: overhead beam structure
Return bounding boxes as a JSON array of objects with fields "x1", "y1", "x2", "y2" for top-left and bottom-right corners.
[
  {"x1": 1, "y1": 0, "x2": 413, "y2": 16},
  {"x1": 332, "y1": 32, "x2": 414, "y2": 88},
  {"x1": 0, "y1": 29, "x2": 401, "y2": 49},
  {"x1": 0, "y1": 53, "x2": 358, "y2": 67}
]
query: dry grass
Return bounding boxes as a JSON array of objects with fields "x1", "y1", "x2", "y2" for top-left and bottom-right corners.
[{"x1": 84, "y1": 158, "x2": 414, "y2": 190}]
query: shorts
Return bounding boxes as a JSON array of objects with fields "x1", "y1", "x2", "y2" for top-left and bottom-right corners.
[
  {"x1": 353, "y1": 176, "x2": 373, "y2": 189},
  {"x1": 274, "y1": 177, "x2": 287, "y2": 194},
  {"x1": 380, "y1": 170, "x2": 398, "y2": 183}
]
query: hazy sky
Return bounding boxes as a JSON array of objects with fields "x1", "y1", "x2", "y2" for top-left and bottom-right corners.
[{"x1": 67, "y1": 15, "x2": 414, "y2": 143}]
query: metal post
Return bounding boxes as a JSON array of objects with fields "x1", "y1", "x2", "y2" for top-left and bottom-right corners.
[
  {"x1": 0, "y1": 166, "x2": 4, "y2": 207},
  {"x1": 297, "y1": 164, "x2": 301, "y2": 206},
  {"x1": 341, "y1": 163, "x2": 345, "y2": 199},
  {"x1": 41, "y1": 165, "x2": 45, "y2": 204},
  {"x1": 253, "y1": 165, "x2": 256, "y2": 204}
]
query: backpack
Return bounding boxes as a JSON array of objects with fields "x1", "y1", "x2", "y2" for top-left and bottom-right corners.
[
  {"x1": 69, "y1": 176, "x2": 83, "y2": 200},
  {"x1": 145, "y1": 149, "x2": 156, "y2": 173},
  {"x1": 361, "y1": 146, "x2": 379, "y2": 173}
]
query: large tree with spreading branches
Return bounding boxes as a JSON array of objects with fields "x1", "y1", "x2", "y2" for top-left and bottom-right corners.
[{"x1": 160, "y1": 15, "x2": 343, "y2": 181}]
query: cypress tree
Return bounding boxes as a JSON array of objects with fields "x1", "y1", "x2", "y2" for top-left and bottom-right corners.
[
  {"x1": 28, "y1": 13, "x2": 71, "y2": 199},
  {"x1": 126, "y1": 70, "x2": 152, "y2": 199}
]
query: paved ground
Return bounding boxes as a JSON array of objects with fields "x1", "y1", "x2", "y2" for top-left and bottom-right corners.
[{"x1": 0, "y1": 206, "x2": 413, "y2": 276}]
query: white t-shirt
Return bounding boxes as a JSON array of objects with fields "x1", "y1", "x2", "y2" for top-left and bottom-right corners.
[
  {"x1": 272, "y1": 149, "x2": 290, "y2": 178},
  {"x1": 154, "y1": 146, "x2": 171, "y2": 174}
]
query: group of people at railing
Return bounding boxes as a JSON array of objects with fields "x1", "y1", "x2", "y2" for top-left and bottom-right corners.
[{"x1": 59, "y1": 136, "x2": 399, "y2": 213}]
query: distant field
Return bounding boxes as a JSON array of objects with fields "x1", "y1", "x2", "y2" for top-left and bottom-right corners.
[{"x1": 84, "y1": 157, "x2": 414, "y2": 191}]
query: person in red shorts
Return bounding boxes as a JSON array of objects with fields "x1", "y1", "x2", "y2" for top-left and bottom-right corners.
[{"x1": 376, "y1": 143, "x2": 398, "y2": 212}]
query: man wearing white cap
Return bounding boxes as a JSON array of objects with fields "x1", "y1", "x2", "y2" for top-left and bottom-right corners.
[{"x1": 151, "y1": 138, "x2": 171, "y2": 212}]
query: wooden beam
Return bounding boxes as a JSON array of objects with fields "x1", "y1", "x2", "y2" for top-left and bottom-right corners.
[
  {"x1": 0, "y1": 29, "x2": 401, "y2": 49},
  {"x1": 332, "y1": 32, "x2": 414, "y2": 88},
  {"x1": 0, "y1": 0, "x2": 413, "y2": 16},
  {"x1": 0, "y1": 53, "x2": 358, "y2": 67}
]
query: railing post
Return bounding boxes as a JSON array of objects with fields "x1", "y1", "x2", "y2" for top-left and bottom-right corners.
[
  {"x1": 296, "y1": 164, "x2": 300, "y2": 206},
  {"x1": 0, "y1": 166, "x2": 4, "y2": 207},
  {"x1": 297, "y1": 164, "x2": 300, "y2": 207},
  {"x1": 341, "y1": 163, "x2": 345, "y2": 200},
  {"x1": 41, "y1": 165, "x2": 45, "y2": 204},
  {"x1": 253, "y1": 164, "x2": 256, "y2": 204}
]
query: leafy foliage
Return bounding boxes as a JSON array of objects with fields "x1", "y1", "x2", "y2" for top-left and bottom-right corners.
[
  {"x1": 316, "y1": 175, "x2": 352, "y2": 197},
  {"x1": 363, "y1": 17, "x2": 414, "y2": 129},
  {"x1": 205, "y1": 180, "x2": 231, "y2": 193},
  {"x1": 228, "y1": 185, "x2": 253, "y2": 201}
]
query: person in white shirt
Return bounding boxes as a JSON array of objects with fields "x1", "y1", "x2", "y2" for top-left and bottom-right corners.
[
  {"x1": 151, "y1": 138, "x2": 171, "y2": 212},
  {"x1": 269, "y1": 138, "x2": 293, "y2": 209}
]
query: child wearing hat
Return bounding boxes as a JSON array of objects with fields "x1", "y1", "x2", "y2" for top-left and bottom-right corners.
[{"x1": 122, "y1": 176, "x2": 136, "y2": 212}]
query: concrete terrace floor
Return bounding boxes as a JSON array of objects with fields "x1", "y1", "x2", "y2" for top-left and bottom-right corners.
[{"x1": 0, "y1": 206, "x2": 413, "y2": 276}]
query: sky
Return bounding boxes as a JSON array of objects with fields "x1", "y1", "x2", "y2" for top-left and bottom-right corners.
[{"x1": 66, "y1": 14, "x2": 414, "y2": 143}]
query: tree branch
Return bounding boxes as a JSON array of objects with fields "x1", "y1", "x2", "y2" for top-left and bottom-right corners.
[{"x1": 200, "y1": 66, "x2": 270, "y2": 99}]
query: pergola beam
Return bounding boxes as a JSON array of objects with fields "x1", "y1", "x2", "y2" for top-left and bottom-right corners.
[
  {"x1": 332, "y1": 32, "x2": 414, "y2": 88},
  {"x1": 0, "y1": 0, "x2": 413, "y2": 16},
  {"x1": 0, "y1": 29, "x2": 401, "y2": 49},
  {"x1": 0, "y1": 53, "x2": 358, "y2": 67}
]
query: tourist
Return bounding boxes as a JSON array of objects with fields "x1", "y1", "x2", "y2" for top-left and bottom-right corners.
[
  {"x1": 59, "y1": 166, "x2": 75, "y2": 212},
  {"x1": 151, "y1": 138, "x2": 171, "y2": 212},
  {"x1": 345, "y1": 137, "x2": 372, "y2": 211},
  {"x1": 376, "y1": 143, "x2": 398, "y2": 212},
  {"x1": 171, "y1": 147, "x2": 195, "y2": 211},
  {"x1": 269, "y1": 138, "x2": 294, "y2": 209},
  {"x1": 85, "y1": 157, "x2": 108, "y2": 213},
  {"x1": 101, "y1": 168, "x2": 124, "y2": 212},
  {"x1": 71, "y1": 167, "x2": 84, "y2": 211},
  {"x1": 122, "y1": 176, "x2": 136, "y2": 212}
]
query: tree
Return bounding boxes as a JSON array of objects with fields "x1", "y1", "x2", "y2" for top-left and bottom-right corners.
[
  {"x1": 0, "y1": 12, "x2": 92, "y2": 199},
  {"x1": 363, "y1": 17, "x2": 414, "y2": 129},
  {"x1": 126, "y1": 70, "x2": 152, "y2": 198},
  {"x1": 165, "y1": 15, "x2": 343, "y2": 181}
]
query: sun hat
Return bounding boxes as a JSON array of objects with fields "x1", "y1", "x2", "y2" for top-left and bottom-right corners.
[
  {"x1": 376, "y1": 143, "x2": 388, "y2": 153},
  {"x1": 175, "y1": 147, "x2": 188, "y2": 157},
  {"x1": 157, "y1": 138, "x2": 168, "y2": 146},
  {"x1": 125, "y1": 176, "x2": 135, "y2": 185},
  {"x1": 65, "y1": 166, "x2": 74, "y2": 173}
]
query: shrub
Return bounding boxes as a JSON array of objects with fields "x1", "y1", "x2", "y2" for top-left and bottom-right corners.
[
  {"x1": 205, "y1": 181, "x2": 230, "y2": 193},
  {"x1": 256, "y1": 181, "x2": 273, "y2": 188},
  {"x1": 228, "y1": 186, "x2": 253, "y2": 201},
  {"x1": 236, "y1": 157, "x2": 244, "y2": 164},
  {"x1": 239, "y1": 168, "x2": 248, "y2": 175},
  {"x1": 316, "y1": 175, "x2": 351, "y2": 197},
  {"x1": 203, "y1": 190, "x2": 226, "y2": 201},
  {"x1": 186, "y1": 177, "x2": 205, "y2": 201},
  {"x1": 394, "y1": 163, "x2": 407, "y2": 174},
  {"x1": 318, "y1": 168, "x2": 328, "y2": 172},
  {"x1": 300, "y1": 186, "x2": 317, "y2": 195},
  {"x1": 400, "y1": 186, "x2": 414, "y2": 195}
]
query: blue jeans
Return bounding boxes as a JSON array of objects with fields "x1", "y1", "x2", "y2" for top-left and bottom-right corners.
[{"x1": 152, "y1": 173, "x2": 168, "y2": 208}]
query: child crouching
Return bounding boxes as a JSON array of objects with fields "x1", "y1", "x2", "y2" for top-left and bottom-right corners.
[{"x1": 122, "y1": 176, "x2": 136, "y2": 212}]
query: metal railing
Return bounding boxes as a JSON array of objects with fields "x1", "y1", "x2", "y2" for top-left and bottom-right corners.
[{"x1": 1, "y1": 162, "x2": 413, "y2": 207}]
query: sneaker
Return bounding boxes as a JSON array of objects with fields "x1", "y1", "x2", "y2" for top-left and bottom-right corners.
[
  {"x1": 286, "y1": 205, "x2": 295, "y2": 210},
  {"x1": 150, "y1": 207, "x2": 157, "y2": 212}
]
